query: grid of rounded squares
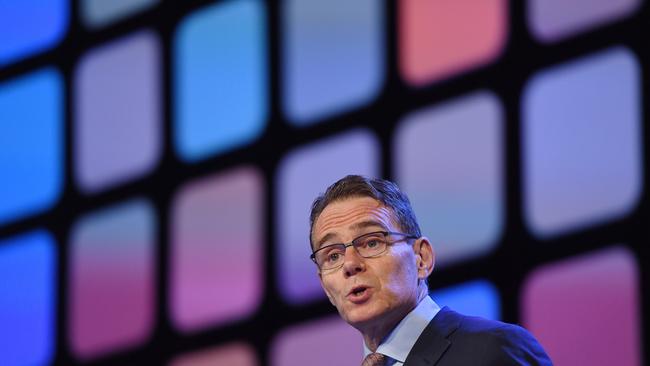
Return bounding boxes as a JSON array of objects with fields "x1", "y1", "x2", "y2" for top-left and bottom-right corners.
[
  {"x1": 0, "y1": 0, "x2": 644, "y2": 365},
  {"x1": 173, "y1": 245, "x2": 641, "y2": 366}
]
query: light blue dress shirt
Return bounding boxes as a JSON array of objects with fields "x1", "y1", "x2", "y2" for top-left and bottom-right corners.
[{"x1": 363, "y1": 296, "x2": 441, "y2": 365}]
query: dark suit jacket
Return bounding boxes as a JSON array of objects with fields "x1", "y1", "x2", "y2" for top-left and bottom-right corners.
[{"x1": 403, "y1": 307, "x2": 552, "y2": 366}]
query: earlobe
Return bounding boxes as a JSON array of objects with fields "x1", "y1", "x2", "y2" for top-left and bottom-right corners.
[{"x1": 414, "y1": 237, "x2": 435, "y2": 279}]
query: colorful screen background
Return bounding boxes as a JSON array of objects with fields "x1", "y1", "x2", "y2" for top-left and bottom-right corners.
[{"x1": 0, "y1": 1, "x2": 647, "y2": 365}]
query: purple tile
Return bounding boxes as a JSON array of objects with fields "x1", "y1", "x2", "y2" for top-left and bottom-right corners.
[
  {"x1": 271, "y1": 316, "x2": 362, "y2": 366},
  {"x1": 394, "y1": 91, "x2": 503, "y2": 265},
  {"x1": 74, "y1": 30, "x2": 161, "y2": 193},
  {"x1": 170, "y1": 167, "x2": 264, "y2": 332},
  {"x1": 276, "y1": 129, "x2": 380, "y2": 304},
  {"x1": 522, "y1": 246, "x2": 642, "y2": 365},
  {"x1": 522, "y1": 47, "x2": 641, "y2": 237},
  {"x1": 528, "y1": 0, "x2": 641, "y2": 42}
]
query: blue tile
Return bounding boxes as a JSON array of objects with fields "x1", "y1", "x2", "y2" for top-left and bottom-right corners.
[
  {"x1": 432, "y1": 280, "x2": 500, "y2": 320},
  {"x1": 282, "y1": 0, "x2": 384, "y2": 124},
  {"x1": 80, "y1": 0, "x2": 159, "y2": 29},
  {"x1": 0, "y1": 0, "x2": 68, "y2": 66},
  {"x1": 0, "y1": 69, "x2": 64, "y2": 226},
  {"x1": 0, "y1": 230, "x2": 57, "y2": 366},
  {"x1": 394, "y1": 92, "x2": 504, "y2": 266},
  {"x1": 174, "y1": 0, "x2": 268, "y2": 162}
]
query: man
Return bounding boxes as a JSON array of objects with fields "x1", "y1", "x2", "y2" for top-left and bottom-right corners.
[{"x1": 309, "y1": 175, "x2": 552, "y2": 366}]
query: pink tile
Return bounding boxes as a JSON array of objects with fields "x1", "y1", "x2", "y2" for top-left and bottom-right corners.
[
  {"x1": 170, "y1": 343, "x2": 257, "y2": 366},
  {"x1": 170, "y1": 167, "x2": 264, "y2": 332},
  {"x1": 522, "y1": 246, "x2": 642, "y2": 366},
  {"x1": 399, "y1": 0, "x2": 508, "y2": 86},
  {"x1": 271, "y1": 316, "x2": 363, "y2": 366},
  {"x1": 68, "y1": 199, "x2": 156, "y2": 359}
]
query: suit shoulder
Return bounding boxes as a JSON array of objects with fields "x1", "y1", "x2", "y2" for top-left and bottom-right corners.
[
  {"x1": 452, "y1": 312, "x2": 539, "y2": 348},
  {"x1": 456, "y1": 313, "x2": 525, "y2": 336},
  {"x1": 447, "y1": 312, "x2": 553, "y2": 365}
]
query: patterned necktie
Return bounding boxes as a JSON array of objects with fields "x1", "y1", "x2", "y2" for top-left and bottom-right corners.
[{"x1": 362, "y1": 352, "x2": 387, "y2": 366}]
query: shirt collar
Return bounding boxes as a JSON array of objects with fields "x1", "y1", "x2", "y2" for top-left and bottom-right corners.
[{"x1": 363, "y1": 296, "x2": 441, "y2": 363}]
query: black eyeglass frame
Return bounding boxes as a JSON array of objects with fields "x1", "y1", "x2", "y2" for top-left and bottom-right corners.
[{"x1": 310, "y1": 231, "x2": 419, "y2": 270}]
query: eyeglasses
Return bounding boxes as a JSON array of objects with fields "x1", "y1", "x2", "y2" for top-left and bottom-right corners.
[{"x1": 310, "y1": 231, "x2": 418, "y2": 271}]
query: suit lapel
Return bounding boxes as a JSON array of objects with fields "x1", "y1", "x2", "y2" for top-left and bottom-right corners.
[{"x1": 403, "y1": 307, "x2": 462, "y2": 366}]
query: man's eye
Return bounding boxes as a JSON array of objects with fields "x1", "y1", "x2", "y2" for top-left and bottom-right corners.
[
  {"x1": 367, "y1": 240, "x2": 380, "y2": 248},
  {"x1": 328, "y1": 252, "x2": 341, "y2": 262},
  {"x1": 362, "y1": 236, "x2": 385, "y2": 249}
]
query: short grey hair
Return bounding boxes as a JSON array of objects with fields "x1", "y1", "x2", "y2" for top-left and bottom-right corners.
[{"x1": 309, "y1": 175, "x2": 422, "y2": 248}]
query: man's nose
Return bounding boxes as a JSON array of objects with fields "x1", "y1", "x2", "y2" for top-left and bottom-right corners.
[{"x1": 342, "y1": 245, "x2": 365, "y2": 277}]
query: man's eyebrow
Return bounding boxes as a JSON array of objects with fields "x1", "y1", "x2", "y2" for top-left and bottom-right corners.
[
  {"x1": 315, "y1": 232, "x2": 337, "y2": 250},
  {"x1": 350, "y1": 220, "x2": 387, "y2": 232},
  {"x1": 314, "y1": 221, "x2": 387, "y2": 250}
]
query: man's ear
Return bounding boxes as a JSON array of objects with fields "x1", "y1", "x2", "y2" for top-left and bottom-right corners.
[
  {"x1": 318, "y1": 272, "x2": 336, "y2": 306},
  {"x1": 413, "y1": 236, "x2": 435, "y2": 279}
]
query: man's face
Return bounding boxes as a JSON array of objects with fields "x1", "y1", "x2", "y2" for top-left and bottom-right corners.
[{"x1": 312, "y1": 196, "x2": 423, "y2": 333}]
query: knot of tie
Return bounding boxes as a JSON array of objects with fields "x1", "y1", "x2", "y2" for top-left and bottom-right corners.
[{"x1": 362, "y1": 352, "x2": 387, "y2": 366}]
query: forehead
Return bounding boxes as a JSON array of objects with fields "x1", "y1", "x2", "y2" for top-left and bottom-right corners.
[{"x1": 312, "y1": 196, "x2": 398, "y2": 239}]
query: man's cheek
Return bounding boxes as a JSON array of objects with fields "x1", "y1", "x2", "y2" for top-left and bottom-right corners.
[{"x1": 327, "y1": 285, "x2": 341, "y2": 306}]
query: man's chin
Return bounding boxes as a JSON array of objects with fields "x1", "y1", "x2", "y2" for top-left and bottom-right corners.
[{"x1": 341, "y1": 306, "x2": 379, "y2": 329}]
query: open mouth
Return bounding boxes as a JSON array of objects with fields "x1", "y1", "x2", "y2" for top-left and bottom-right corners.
[{"x1": 348, "y1": 286, "x2": 370, "y2": 302}]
